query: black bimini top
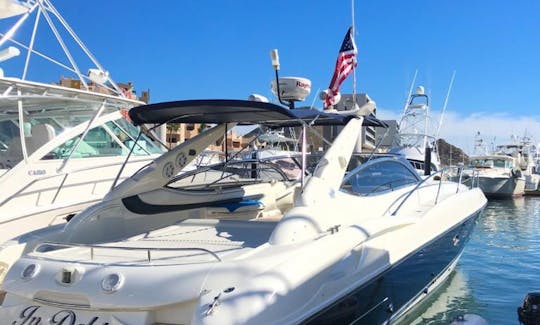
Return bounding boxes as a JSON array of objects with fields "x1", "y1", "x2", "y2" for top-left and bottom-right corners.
[{"x1": 128, "y1": 99, "x2": 387, "y2": 128}]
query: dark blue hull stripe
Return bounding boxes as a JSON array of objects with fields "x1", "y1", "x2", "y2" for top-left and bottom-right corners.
[{"x1": 302, "y1": 207, "x2": 484, "y2": 325}]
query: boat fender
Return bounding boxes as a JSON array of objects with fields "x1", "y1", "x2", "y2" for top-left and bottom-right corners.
[{"x1": 450, "y1": 314, "x2": 488, "y2": 325}]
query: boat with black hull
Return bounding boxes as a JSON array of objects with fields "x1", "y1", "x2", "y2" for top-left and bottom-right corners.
[{"x1": 0, "y1": 96, "x2": 486, "y2": 324}]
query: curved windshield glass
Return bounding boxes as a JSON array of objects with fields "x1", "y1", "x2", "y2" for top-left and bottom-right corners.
[
  {"x1": 0, "y1": 97, "x2": 163, "y2": 168},
  {"x1": 167, "y1": 157, "x2": 301, "y2": 190},
  {"x1": 107, "y1": 119, "x2": 162, "y2": 155},
  {"x1": 341, "y1": 159, "x2": 419, "y2": 196},
  {"x1": 42, "y1": 120, "x2": 162, "y2": 159}
]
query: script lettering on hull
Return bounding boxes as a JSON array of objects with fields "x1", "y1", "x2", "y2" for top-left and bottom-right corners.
[{"x1": 12, "y1": 305, "x2": 110, "y2": 325}]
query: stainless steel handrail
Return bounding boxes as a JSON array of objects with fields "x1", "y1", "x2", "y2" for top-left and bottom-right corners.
[
  {"x1": 390, "y1": 169, "x2": 444, "y2": 216},
  {"x1": 454, "y1": 166, "x2": 480, "y2": 191},
  {"x1": 34, "y1": 241, "x2": 222, "y2": 263},
  {"x1": 390, "y1": 165, "x2": 476, "y2": 216}
]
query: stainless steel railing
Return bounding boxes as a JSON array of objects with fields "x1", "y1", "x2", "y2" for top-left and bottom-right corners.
[
  {"x1": 389, "y1": 165, "x2": 480, "y2": 217},
  {"x1": 34, "y1": 241, "x2": 222, "y2": 263}
]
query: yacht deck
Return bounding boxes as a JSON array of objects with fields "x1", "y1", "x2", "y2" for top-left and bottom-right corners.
[{"x1": 32, "y1": 219, "x2": 277, "y2": 265}]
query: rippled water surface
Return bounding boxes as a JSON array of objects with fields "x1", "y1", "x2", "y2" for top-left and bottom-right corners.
[{"x1": 410, "y1": 197, "x2": 540, "y2": 324}]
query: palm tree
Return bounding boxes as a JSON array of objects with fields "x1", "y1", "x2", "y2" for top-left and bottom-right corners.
[{"x1": 166, "y1": 123, "x2": 180, "y2": 149}]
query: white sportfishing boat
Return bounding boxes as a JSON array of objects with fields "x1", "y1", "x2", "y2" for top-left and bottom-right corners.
[
  {"x1": 495, "y1": 137, "x2": 540, "y2": 195},
  {"x1": 467, "y1": 133, "x2": 527, "y2": 198},
  {"x1": 389, "y1": 86, "x2": 442, "y2": 175},
  {"x1": 0, "y1": 0, "x2": 162, "y2": 242},
  {"x1": 469, "y1": 155, "x2": 525, "y2": 198},
  {"x1": 0, "y1": 95, "x2": 486, "y2": 324}
]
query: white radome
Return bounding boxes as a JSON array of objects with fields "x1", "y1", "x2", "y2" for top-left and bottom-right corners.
[{"x1": 271, "y1": 77, "x2": 311, "y2": 102}]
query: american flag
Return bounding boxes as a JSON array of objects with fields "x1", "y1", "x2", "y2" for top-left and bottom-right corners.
[{"x1": 324, "y1": 27, "x2": 357, "y2": 108}]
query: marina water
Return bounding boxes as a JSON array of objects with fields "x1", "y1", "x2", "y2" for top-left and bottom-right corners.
[{"x1": 408, "y1": 197, "x2": 540, "y2": 324}]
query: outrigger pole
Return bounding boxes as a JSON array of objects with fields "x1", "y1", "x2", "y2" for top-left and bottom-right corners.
[
  {"x1": 436, "y1": 70, "x2": 456, "y2": 138},
  {"x1": 403, "y1": 69, "x2": 418, "y2": 113}
]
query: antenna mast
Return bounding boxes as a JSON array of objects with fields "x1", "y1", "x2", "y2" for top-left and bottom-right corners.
[
  {"x1": 436, "y1": 70, "x2": 456, "y2": 138},
  {"x1": 403, "y1": 69, "x2": 418, "y2": 113}
]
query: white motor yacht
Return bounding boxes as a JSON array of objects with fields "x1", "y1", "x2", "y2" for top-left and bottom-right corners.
[
  {"x1": 469, "y1": 155, "x2": 525, "y2": 198},
  {"x1": 0, "y1": 0, "x2": 163, "y2": 242},
  {"x1": 0, "y1": 99, "x2": 486, "y2": 324},
  {"x1": 495, "y1": 139, "x2": 540, "y2": 195},
  {"x1": 0, "y1": 79, "x2": 162, "y2": 240}
]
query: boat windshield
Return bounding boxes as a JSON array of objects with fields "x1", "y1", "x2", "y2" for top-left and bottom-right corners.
[
  {"x1": 42, "y1": 118, "x2": 162, "y2": 160},
  {"x1": 0, "y1": 102, "x2": 161, "y2": 170},
  {"x1": 167, "y1": 156, "x2": 303, "y2": 190},
  {"x1": 341, "y1": 158, "x2": 420, "y2": 196}
]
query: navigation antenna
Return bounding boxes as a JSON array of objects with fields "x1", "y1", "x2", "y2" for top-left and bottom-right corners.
[{"x1": 270, "y1": 49, "x2": 290, "y2": 108}]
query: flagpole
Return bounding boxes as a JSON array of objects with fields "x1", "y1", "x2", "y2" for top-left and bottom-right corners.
[{"x1": 351, "y1": 0, "x2": 356, "y2": 106}]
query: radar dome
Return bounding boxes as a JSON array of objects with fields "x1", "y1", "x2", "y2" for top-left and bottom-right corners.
[{"x1": 271, "y1": 77, "x2": 311, "y2": 102}]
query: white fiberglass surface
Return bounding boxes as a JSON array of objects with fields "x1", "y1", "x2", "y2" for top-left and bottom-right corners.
[{"x1": 35, "y1": 219, "x2": 277, "y2": 264}]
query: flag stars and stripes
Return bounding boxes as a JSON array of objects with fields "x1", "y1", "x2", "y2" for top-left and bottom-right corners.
[{"x1": 324, "y1": 27, "x2": 358, "y2": 108}]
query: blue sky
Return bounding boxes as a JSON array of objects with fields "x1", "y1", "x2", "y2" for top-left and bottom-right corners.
[{"x1": 2, "y1": 0, "x2": 540, "y2": 152}]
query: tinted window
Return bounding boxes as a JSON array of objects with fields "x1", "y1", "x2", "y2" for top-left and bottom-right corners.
[{"x1": 342, "y1": 160, "x2": 418, "y2": 196}]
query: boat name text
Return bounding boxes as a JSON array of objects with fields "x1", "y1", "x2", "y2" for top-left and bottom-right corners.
[
  {"x1": 13, "y1": 305, "x2": 110, "y2": 325},
  {"x1": 27, "y1": 169, "x2": 46, "y2": 176}
]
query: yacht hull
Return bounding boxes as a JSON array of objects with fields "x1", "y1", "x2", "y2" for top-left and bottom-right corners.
[
  {"x1": 478, "y1": 176, "x2": 525, "y2": 198},
  {"x1": 303, "y1": 209, "x2": 482, "y2": 324},
  {"x1": 524, "y1": 174, "x2": 540, "y2": 195},
  {"x1": 0, "y1": 101, "x2": 488, "y2": 325},
  {"x1": 0, "y1": 157, "x2": 155, "y2": 242}
]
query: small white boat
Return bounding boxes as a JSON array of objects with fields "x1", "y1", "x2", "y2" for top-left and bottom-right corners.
[{"x1": 0, "y1": 98, "x2": 486, "y2": 324}]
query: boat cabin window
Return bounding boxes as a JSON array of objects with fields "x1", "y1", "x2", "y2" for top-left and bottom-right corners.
[
  {"x1": 0, "y1": 99, "x2": 163, "y2": 171},
  {"x1": 471, "y1": 158, "x2": 512, "y2": 169},
  {"x1": 494, "y1": 159, "x2": 509, "y2": 168},
  {"x1": 43, "y1": 120, "x2": 161, "y2": 160},
  {"x1": 105, "y1": 119, "x2": 162, "y2": 155},
  {"x1": 341, "y1": 160, "x2": 419, "y2": 196},
  {"x1": 0, "y1": 120, "x2": 22, "y2": 169}
]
